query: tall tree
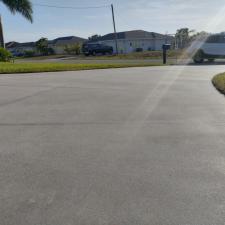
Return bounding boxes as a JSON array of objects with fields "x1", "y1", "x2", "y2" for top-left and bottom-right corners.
[
  {"x1": 88, "y1": 34, "x2": 101, "y2": 41},
  {"x1": 0, "y1": 0, "x2": 33, "y2": 47},
  {"x1": 36, "y1": 38, "x2": 49, "y2": 55},
  {"x1": 175, "y1": 28, "x2": 195, "y2": 49},
  {"x1": 190, "y1": 31, "x2": 209, "y2": 42}
]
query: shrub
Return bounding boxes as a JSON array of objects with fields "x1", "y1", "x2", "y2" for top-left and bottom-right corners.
[
  {"x1": 47, "y1": 48, "x2": 55, "y2": 55},
  {"x1": 24, "y1": 50, "x2": 35, "y2": 57},
  {"x1": 64, "y1": 43, "x2": 81, "y2": 55},
  {"x1": 0, "y1": 48, "x2": 12, "y2": 62},
  {"x1": 36, "y1": 37, "x2": 48, "y2": 55}
]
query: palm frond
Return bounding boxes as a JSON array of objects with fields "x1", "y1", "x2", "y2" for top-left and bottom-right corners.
[{"x1": 1, "y1": 0, "x2": 33, "y2": 22}]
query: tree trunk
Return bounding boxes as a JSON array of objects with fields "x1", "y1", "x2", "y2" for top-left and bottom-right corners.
[{"x1": 0, "y1": 16, "x2": 5, "y2": 48}]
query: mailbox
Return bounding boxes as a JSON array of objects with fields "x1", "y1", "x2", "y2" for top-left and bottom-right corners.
[
  {"x1": 162, "y1": 44, "x2": 171, "y2": 64},
  {"x1": 162, "y1": 44, "x2": 171, "y2": 50}
]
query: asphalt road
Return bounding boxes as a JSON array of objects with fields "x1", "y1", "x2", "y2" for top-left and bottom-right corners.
[{"x1": 1, "y1": 66, "x2": 225, "y2": 225}]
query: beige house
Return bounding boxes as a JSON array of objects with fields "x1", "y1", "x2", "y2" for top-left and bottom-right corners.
[{"x1": 48, "y1": 36, "x2": 87, "y2": 54}]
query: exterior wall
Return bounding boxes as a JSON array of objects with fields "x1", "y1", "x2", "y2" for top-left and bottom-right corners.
[
  {"x1": 49, "y1": 45, "x2": 65, "y2": 54},
  {"x1": 49, "y1": 37, "x2": 86, "y2": 54},
  {"x1": 49, "y1": 43, "x2": 84, "y2": 55},
  {"x1": 8, "y1": 46, "x2": 36, "y2": 54},
  {"x1": 54, "y1": 46, "x2": 64, "y2": 55},
  {"x1": 98, "y1": 38, "x2": 171, "y2": 54}
]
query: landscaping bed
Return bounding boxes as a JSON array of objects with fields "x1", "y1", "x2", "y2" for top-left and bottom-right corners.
[{"x1": 212, "y1": 73, "x2": 225, "y2": 94}]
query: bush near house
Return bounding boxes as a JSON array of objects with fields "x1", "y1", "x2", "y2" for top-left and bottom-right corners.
[
  {"x1": 36, "y1": 38, "x2": 55, "y2": 56},
  {"x1": 24, "y1": 50, "x2": 35, "y2": 57},
  {"x1": 64, "y1": 43, "x2": 81, "y2": 55},
  {"x1": 48, "y1": 48, "x2": 55, "y2": 55},
  {"x1": 0, "y1": 48, "x2": 12, "y2": 62}
]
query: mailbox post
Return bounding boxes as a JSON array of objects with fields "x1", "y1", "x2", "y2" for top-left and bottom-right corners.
[{"x1": 162, "y1": 44, "x2": 171, "y2": 64}]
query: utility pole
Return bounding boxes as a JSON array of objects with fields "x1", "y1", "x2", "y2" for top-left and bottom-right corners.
[
  {"x1": 111, "y1": 4, "x2": 118, "y2": 55},
  {"x1": 0, "y1": 15, "x2": 5, "y2": 48}
]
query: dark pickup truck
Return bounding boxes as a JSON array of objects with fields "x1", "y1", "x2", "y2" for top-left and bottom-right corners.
[{"x1": 82, "y1": 43, "x2": 113, "y2": 56}]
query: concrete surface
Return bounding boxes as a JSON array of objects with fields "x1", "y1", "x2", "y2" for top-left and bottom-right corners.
[{"x1": 1, "y1": 66, "x2": 225, "y2": 225}]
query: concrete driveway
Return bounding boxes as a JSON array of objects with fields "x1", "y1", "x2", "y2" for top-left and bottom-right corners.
[{"x1": 1, "y1": 66, "x2": 225, "y2": 225}]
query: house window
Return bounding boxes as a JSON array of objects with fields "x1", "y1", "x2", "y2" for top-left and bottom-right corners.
[{"x1": 130, "y1": 42, "x2": 132, "y2": 46}]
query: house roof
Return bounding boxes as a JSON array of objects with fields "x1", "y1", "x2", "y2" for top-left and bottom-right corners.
[
  {"x1": 89, "y1": 30, "x2": 174, "y2": 42},
  {"x1": 50, "y1": 36, "x2": 87, "y2": 45},
  {"x1": 6, "y1": 41, "x2": 35, "y2": 48},
  {"x1": 18, "y1": 42, "x2": 36, "y2": 47},
  {"x1": 5, "y1": 41, "x2": 19, "y2": 48},
  {"x1": 6, "y1": 36, "x2": 87, "y2": 49}
]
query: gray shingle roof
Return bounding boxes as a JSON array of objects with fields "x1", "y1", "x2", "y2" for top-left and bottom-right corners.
[
  {"x1": 89, "y1": 30, "x2": 173, "y2": 42},
  {"x1": 6, "y1": 36, "x2": 87, "y2": 49},
  {"x1": 6, "y1": 41, "x2": 35, "y2": 48},
  {"x1": 50, "y1": 36, "x2": 87, "y2": 45},
  {"x1": 5, "y1": 42, "x2": 19, "y2": 48}
]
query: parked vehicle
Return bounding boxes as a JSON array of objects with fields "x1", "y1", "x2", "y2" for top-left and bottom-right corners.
[
  {"x1": 192, "y1": 33, "x2": 225, "y2": 63},
  {"x1": 82, "y1": 43, "x2": 113, "y2": 56},
  {"x1": 11, "y1": 51, "x2": 24, "y2": 57},
  {"x1": 135, "y1": 48, "x2": 143, "y2": 52}
]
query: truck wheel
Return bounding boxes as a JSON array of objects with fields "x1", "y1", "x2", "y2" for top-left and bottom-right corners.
[
  {"x1": 193, "y1": 50, "x2": 204, "y2": 64},
  {"x1": 208, "y1": 58, "x2": 215, "y2": 62},
  {"x1": 194, "y1": 58, "x2": 204, "y2": 63}
]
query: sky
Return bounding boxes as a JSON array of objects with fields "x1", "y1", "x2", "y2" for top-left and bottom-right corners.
[{"x1": 1, "y1": 0, "x2": 225, "y2": 42}]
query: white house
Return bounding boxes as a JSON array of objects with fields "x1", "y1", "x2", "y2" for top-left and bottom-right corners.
[
  {"x1": 89, "y1": 30, "x2": 174, "y2": 54},
  {"x1": 6, "y1": 41, "x2": 36, "y2": 54}
]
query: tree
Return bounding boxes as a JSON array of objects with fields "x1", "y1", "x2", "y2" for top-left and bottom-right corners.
[
  {"x1": 36, "y1": 38, "x2": 48, "y2": 55},
  {"x1": 0, "y1": 0, "x2": 33, "y2": 47},
  {"x1": 175, "y1": 28, "x2": 195, "y2": 49},
  {"x1": 190, "y1": 31, "x2": 209, "y2": 42},
  {"x1": 88, "y1": 34, "x2": 101, "y2": 41},
  {"x1": 36, "y1": 38, "x2": 54, "y2": 56},
  {"x1": 0, "y1": 47, "x2": 12, "y2": 61}
]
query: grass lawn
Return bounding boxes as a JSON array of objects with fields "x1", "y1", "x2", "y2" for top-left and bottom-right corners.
[
  {"x1": 92, "y1": 49, "x2": 189, "y2": 60},
  {"x1": 212, "y1": 73, "x2": 225, "y2": 94},
  {"x1": 0, "y1": 62, "x2": 166, "y2": 74},
  {"x1": 15, "y1": 54, "x2": 69, "y2": 61},
  {"x1": 17, "y1": 49, "x2": 189, "y2": 61}
]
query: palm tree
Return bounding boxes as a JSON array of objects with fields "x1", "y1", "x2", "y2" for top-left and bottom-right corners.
[{"x1": 0, "y1": 0, "x2": 33, "y2": 47}]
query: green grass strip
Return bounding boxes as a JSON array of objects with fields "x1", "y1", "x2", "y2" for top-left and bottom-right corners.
[{"x1": 0, "y1": 62, "x2": 166, "y2": 74}]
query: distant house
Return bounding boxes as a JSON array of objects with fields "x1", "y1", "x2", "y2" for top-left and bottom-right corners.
[
  {"x1": 6, "y1": 36, "x2": 87, "y2": 55},
  {"x1": 88, "y1": 30, "x2": 174, "y2": 54},
  {"x1": 48, "y1": 36, "x2": 87, "y2": 54},
  {"x1": 6, "y1": 41, "x2": 36, "y2": 55}
]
